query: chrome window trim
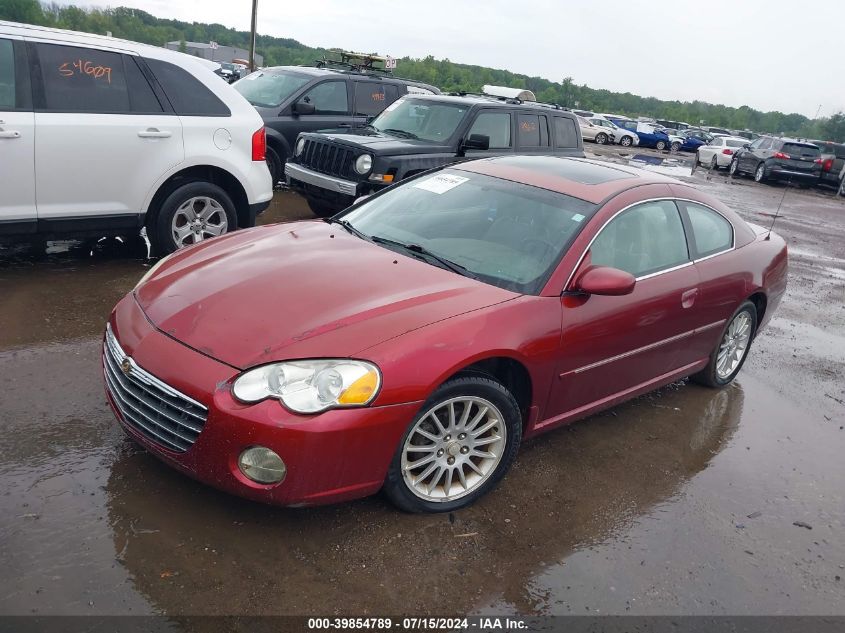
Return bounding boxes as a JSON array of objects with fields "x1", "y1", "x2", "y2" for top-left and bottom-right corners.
[{"x1": 563, "y1": 197, "x2": 737, "y2": 291}]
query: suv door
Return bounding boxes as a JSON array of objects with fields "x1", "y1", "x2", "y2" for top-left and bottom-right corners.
[
  {"x1": 462, "y1": 109, "x2": 512, "y2": 158},
  {"x1": 29, "y1": 41, "x2": 184, "y2": 228},
  {"x1": 289, "y1": 78, "x2": 355, "y2": 134},
  {"x1": 549, "y1": 199, "x2": 699, "y2": 418},
  {"x1": 0, "y1": 37, "x2": 35, "y2": 233}
]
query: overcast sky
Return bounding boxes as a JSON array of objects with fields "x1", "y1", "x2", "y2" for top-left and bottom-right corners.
[{"x1": 65, "y1": 0, "x2": 843, "y2": 118}]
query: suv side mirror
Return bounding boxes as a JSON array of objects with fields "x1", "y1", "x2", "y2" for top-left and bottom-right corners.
[
  {"x1": 575, "y1": 266, "x2": 636, "y2": 296},
  {"x1": 462, "y1": 134, "x2": 490, "y2": 151},
  {"x1": 292, "y1": 101, "x2": 316, "y2": 116}
]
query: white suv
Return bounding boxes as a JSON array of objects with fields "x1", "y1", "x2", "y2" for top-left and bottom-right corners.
[{"x1": 0, "y1": 21, "x2": 272, "y2": 254}]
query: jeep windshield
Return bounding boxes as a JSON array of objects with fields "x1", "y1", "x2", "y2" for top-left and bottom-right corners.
[
  {"x1": 234, "y1": 69, "x2": 311, "y2": 108},
  {"x1": 370, "y1": 99, "x2": 469, "y2": 143}
]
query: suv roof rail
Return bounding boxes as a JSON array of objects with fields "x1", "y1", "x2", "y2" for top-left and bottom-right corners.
[
  {"x1": 445, "y1": 91, "x2": 568, "y2": 111},
  {"x1": 315, "y1": 49, "x2": 395, "y2": 75}
]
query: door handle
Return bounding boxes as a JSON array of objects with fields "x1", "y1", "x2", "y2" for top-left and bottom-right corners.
[
  {"x1": 138, "y1": 128, "x2": 171, "y2": 138},
  {"x1": 0, "y1": 130, "x2": 21, "y2": 139},
  {"x1": 681, "y1": 288, "x2": 699, "y2": 309}
]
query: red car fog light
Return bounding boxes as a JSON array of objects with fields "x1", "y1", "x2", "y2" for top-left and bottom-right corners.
[{"x1": 238, "y1": 446, "x2": 286, "y2": 484}]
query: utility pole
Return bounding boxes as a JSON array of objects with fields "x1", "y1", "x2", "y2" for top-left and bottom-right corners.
[
  {"x1": 814, "y1": 104, "x2": 822, "y2": 120},
  {"x1": 249, "y1": 0, "x2": 258, "y2": 71}
]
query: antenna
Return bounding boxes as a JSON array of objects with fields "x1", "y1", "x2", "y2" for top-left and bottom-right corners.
[{"x1": 766, "y1": 179, "x2": 790, "y2": 240}]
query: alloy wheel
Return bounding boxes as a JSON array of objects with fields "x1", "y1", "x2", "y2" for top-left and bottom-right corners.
[
  {"x1": 755, "y1": 164, "x2": 765, "y2": 182},
  {"x1": 711, "y1": 156, "x2": 718, "y2": 170},
  {"x1": 716, "y1": 311, "x2": 753, "y2": 379},
  {"x1": 621, "y1": 136, "x2": 632, "y2": 147},
  {"x1": 730, "y1": 160, "x2": 738, "y2": 176},
  {"x1": 171, "y1": 196, "x2": 229, "y2": 247},
  {"x1": 401, "y1": 396, "x2": 507, "y2": 502}
]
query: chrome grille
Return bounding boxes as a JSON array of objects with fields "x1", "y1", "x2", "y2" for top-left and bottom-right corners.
[
  {"x1": 103, "y1": 325, "x2": 207, "y2": 453},
  {"x1": 299, "y1": 139, "x2": 355, "y2": 179}
]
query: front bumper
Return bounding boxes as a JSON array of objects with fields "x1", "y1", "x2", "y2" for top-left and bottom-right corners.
[
  {"x1": 103, "y1": 294, "x2": 422, "y2": 507},
  {"x1": 285, "y1": 162, "x2": 361, "y2": 198}
]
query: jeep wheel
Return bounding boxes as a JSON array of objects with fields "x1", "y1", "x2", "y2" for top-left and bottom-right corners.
[
  {"x1": 152, "y1": 181, "x2": 237, "y2": 255},
  {"x1": 306, "y1": 197, "x2": 340, "y2": 218}
]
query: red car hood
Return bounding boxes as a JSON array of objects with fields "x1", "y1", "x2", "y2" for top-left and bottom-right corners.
[{"x1": 135, "y1": 221, "x2": 517, "y2": 369}]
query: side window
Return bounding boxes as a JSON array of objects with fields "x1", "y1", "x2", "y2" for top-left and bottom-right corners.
[
  {"x1": 681, "y1": 202, "x2": 733, "y2": 258},
  {"x1": 711, "y1": 138, "x2": 723, "y2": 147},
  {"x1": 758, "y1": 138, "x2": 773, "y2": 150},
  {"x1": 589, "y1": 200, "x2": 689, "y2": 278},
  {"x1": 35, "y1": 43, "x2": 131, "y2": 113},
  {"x1": 301, "y1": 80, "x2": 349, "y2": 115},
  {"x1": 553, "y1": 116, "x2": 578, "y2": 148},
  {"x1": 145, "y1": 58, "x2": 230, "y2": 116},
  {"x1": 124, "y1": 56, "x2": 163, "y2": 113},
  {"x1": 467, "y1": 111, "x2": 511, "y2": 149},
  {"x1": 0, "y1": 39, "x2": 14, "y2": 110},
  {"x1": 749, "y1": 138, "x2": 764, "y2": 149},
  {"x1": 353, "y1": 81, "x2": 398, "y2": 116},
  {"x1": 517, "y1": 114, "x2": 540, "y2": 146}
]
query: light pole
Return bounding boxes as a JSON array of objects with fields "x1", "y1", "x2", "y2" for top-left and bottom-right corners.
[{"x1": 249, "y1": 0, "x2": 258, "y2": 71}]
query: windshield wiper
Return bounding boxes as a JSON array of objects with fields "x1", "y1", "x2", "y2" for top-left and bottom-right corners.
[
  {"x1": 370, "y1": 236, "x2": 476, "y2": 278},
  {"x1": 323, "y1": 217, "x2": 370, "y2": 241},
  {"x1": 381, "y1": 128, "x2": 419, "y2": 140}
]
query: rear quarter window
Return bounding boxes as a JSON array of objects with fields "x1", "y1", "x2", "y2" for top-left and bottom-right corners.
[
  {"x1": 681, "y1": 202, "x2": 733, "y2": 258},
  {"x1": 145, "y1": 58, "x2": 230, "y2": 116},
  {"x1": 553, "y1": 116, "x2": 578, "y2": 148}
]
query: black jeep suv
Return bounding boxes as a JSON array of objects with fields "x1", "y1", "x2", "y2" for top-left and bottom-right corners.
[
  {"x1": 234, "y1": 66, "x2": 439, "y2": 185},
  {"x1": 284, "y1": 94, "x2": 585, "y2": 215}
]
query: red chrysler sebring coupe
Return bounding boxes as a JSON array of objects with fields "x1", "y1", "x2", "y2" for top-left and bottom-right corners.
[{"x1": 103, "y1": 156, "x2": 787, "y2": 512}]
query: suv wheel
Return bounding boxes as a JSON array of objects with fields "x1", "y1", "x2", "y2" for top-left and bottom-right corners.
[
  {"x1": 266, "y1": 146, "x2": 283, "y2": 188},
  {"x1": 152, "y1": 181, "x2": 237, "y2": 254},
  {"x1": 838, "y1": 178, "x2": 845, "y2": 197},
  {"x1": 595, "y1": 132, "x2": 608, "y2": 145},
  {"x1": 729, "y1": 159, "x2": 740, "y2": 177},
  {"x1": 754, "y1": 163, "x2": 767, "y2": 183},
  {"x1": 306, "y1": 197, "x2": 340, "y2": 218},
  {"x1": 620, "y1": 135, "x2": 633, "y2": 147},
  {"x1": 383, "y1": 376, "x2": 522, "y2": 513},
  {"x1": 656, "y1": 140, "x2": 667, "y2": 151}
]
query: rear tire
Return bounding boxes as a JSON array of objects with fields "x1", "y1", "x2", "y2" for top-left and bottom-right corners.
[
  {"x1": 383, "y1": 376, "x2": 522, "y2": 513},
  {"x1": 671, "y1": 141, "x2": 681, "y2": 152},
  {"x1": 306, "y1": 197, "x2": 340, "y2": 218},
  {"x1": 729, "y1": 159, "x2": 740, "y2": 177},
  {"x1": 151, "y1": 181, "x2": 237, "y2": 255},
  {"x1": 754, "y1": 162, "x2": 767, "y2": 183},
  {"x1": 595, "y1": 132, "x2": 608, "y2": 145},
  {"x1": 691, "y1": 301, "x2": 757, "y2": 388},
  {"x1": 656, "y1": 140, "x2": 667, "y2": 151},
  {"x1": 710, "y1": 155, "x2": 719, "y2": 170},
  {"x1": 839, "y1": 178, "x2": 845, "y2": 197}
]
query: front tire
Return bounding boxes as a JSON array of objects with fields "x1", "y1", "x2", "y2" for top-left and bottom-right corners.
[
  {"x1": 671, "y1": 141, "x2": 681, "y2": 152},
  {"x1": 266, "y1": 146, "x2": 283, "y2": 188},
  {"x1": 838, "y1": 178, "x2": 845, "y2": 197},
  {"x1": 710, "y1": 155, "x2": 719, "y2": 170},
  {"x1": 729, "y1": 159, "x2": 740, "y2": 177},
  {"x1": 595, "y1": 132, "x2": 608, "y2": 145},
  {"x1": 754, "y1": 163, "x2": 767, "y2": 183},
  {"x1": 620, "y1": 135, "x2": 633, "y2": 147},
  {"x1": 692, "y1": 301, "x2": 757, "y2": 388},
  {"x1": 152, "y1": 181, "x2": 237, "y2": 255},
  {"x1": 383, "y1": 376, "x2": 522, "y2": 513}
]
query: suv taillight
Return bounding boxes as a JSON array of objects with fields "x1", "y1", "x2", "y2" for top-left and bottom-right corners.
[
  {"x1": 822, "y1": 158, "x2": 834, "y2": 171},
  {"x1": 252, "y1": 127, "x2": 266, "y2": 161},
  {"x1": 773, "y1": 152, "x2": 790, "y2": 159}
]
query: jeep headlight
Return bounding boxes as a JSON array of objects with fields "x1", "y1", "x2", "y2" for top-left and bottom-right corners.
[
  {"x1": 295, "y1": 137, "x2": 305, "y2": 156},
  {"x1": 232, "y1": 359, "x2": 381, "y2": 414},
  {"x1": 354, "y1": 154, "x2": 373, "y2": 175}
]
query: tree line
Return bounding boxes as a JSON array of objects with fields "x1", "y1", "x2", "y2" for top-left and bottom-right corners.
[{"x1": 2, "y1": 0, "x2": 843, "y2": 141}]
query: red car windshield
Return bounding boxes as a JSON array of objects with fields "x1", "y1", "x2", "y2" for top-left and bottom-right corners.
[{"x1": 342, "y1": 170, "x2": 597, "y2": 294}]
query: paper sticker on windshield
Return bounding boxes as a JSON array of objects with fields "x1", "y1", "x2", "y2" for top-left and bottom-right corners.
[
  {"x1": 413, "y1": 174, "x2": 469, "y2": 194},
  {"x1": 572, "y1": 213, "x2": 585, "y2": 222}
]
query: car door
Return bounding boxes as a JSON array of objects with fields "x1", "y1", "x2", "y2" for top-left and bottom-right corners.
[
  {"x1": 462, "y1": 109, "x2": 513, "y2": 159},
  {"x1": 29, "y1": 41, "x2": 184, "y2": 227},
  {"x1": 0, "y1": 36, "x2": 35, "y2": 233},
  {"x1": 547, "y1": 198, "x2": 700, "y2": 419},
  {"x1": 290, "y1": 78, "x2": 356, "y2": 134}
]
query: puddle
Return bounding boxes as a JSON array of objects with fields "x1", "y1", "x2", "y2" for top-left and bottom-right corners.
[{"x1": 627, "y1": 154, "x2": 695, "y2": 178}]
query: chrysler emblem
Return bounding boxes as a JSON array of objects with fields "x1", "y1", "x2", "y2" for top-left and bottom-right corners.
[{"x1": 120, "y1": 357, "x2": 132, "y2": 376}]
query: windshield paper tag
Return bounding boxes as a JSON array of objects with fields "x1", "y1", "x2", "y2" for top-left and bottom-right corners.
[
  {"x1": 413, "y1": 174, "x2": 469, "y2": 194},
  {"x1": 572, "y1": 213, "x2": 585, "y2": 222}
]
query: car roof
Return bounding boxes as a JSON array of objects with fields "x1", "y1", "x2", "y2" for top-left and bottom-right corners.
[
  {"x1": 260, "y1": 65, "x2": 437, "y2": 88},
  {"x1": 398, "y1": 93, "x2": 576, "y2": 113},
  {"x1": 454, "y1": 156, "x2": 681, "y2": 204}
]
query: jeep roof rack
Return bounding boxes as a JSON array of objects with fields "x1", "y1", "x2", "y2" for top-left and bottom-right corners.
[
  {"x1": 315, "y1": 49, "x2": 396, "y2": 75},
  {"x1": 445, "y1": 91, "x2": 568, "y2": 111}
]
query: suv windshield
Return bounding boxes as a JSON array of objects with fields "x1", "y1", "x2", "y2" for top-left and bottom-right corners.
[
  {"x1": 341, "y1": 169, "x2": 596, "y2": 294},
  {"x1": 234, "y1": 70, "x2": 311, "y2": 108},
  {"x1": 371, "y1": 99, "x2": 470, "y2": 143}
]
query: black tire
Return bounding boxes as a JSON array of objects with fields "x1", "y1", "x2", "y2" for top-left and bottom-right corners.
[
  {"x1": 754, "y1": 162, "x2": 767, "y2": 183},
  {"x1": 151, "y1": 181, "x2": 237, "y2": 255},
  {"x1": 620, "y1": 135, "x2": 633, "y2": 147},
  {"x1": 306, "y1": 197, "x2": 341, "y2": 218},
  {"x1": 691, "y1": 301, "x2": 757, "y2": 388},
  {"x1": 671, "y1": 141, "x2": 681, "y2": 152},
  {"x1": 595, "y1": 132, "x2": 608, "y2": 145},
  {"x1": 729, "y1": 159, "x2": 740, "y2": 177},
  {"x1": 656, "y1": 140, "x2": 667, "y2": 151},
  {"x1": 710, "y1": 155, "x2": 719, "y2": 170},
  {"x1": 266, "y1": 146, "x2": 283, "y2": 188},
  {"x1": 838, "y1": 178, "x2": 845, "y2": 197},
  {"x1": 383, "y1": 376, "x2": 522, "y2": 513}
]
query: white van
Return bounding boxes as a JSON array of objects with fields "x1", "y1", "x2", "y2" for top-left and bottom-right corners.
[{"x1": 0, "y1": 21, "x2": 273, "y2": 253}]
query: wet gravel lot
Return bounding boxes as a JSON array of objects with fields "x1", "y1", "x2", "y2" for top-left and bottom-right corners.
[{"x1": 1, "y1": 149, "x2": 844, "y2": 616}]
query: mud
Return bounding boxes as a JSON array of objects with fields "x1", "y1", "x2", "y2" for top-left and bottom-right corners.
[{"x1": 1, "y1": 160, "x2": 843, "y2": 616}]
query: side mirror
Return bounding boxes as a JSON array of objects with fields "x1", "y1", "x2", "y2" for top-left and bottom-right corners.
[
  {"x1": 743, "y1": 143, "x2": 750, "y2": 149},
  {"x1": 574, "y1": 266, "x2": 636, "y2": 296},
  {"x1": 462, "y1": 134, "x2": 490, "y2": 151},
  {"x1": 292, "y1": 101, "x2": 316, "y2": 116}
]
